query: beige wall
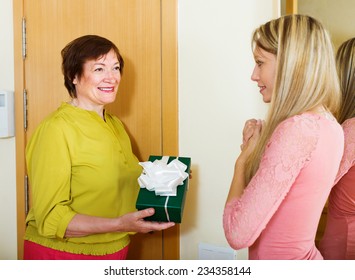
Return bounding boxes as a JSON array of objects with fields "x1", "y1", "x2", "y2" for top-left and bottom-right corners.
[
  {"x1": 0, "y1": 0, "x2": 17, "y2": 260},
  {"x1": 298, "y1": 0, "x2": 355, "y2": 49},
  {"x1": 178, "y1": 0, "x2": 279, "y2": 260}
]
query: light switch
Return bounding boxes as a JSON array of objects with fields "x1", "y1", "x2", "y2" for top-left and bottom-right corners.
[{"x1": 0, "y1": 90, "x2": 15, "y2": 138}]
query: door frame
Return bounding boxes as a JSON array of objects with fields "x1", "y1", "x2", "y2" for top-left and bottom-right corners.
[
  {"x1": 285, "y1": 0, "x2": 297, "y2": 14},
  {"x1": 13, "y1": 0, "x2": 179, "y2": 260}
]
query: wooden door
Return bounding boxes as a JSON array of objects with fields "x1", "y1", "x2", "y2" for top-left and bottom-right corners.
[{"x1": 13, "y1": 0, "x2": 179, "y2": 260}]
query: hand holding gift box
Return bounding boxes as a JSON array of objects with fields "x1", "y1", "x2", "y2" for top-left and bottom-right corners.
[{"x1": 136, "y1": 156, "x2": 191, "y2": 223}]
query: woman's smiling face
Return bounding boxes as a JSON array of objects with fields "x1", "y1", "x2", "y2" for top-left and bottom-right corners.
[
  {"x1": 251, "y1": 47, "x2": 277, "y2": 103},
  {"x1": 73, "y1": 49, "x2": 121, "y2": 109}
]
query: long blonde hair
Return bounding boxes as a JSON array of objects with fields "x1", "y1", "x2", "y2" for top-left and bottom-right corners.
[
  {"x1": 336, "y1": 37, "x2": 355, "y2": 124},
  {"x1": 245, "y1": 15, "x2": 341, "y2": 184}
]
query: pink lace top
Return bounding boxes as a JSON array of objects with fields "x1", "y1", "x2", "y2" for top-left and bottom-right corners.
[
  {"x1": 319, "y1": 118, "x2": 355, "y2": 259},
  {"x1": 223, "y1": 113, "x2": 344, "y2": 259}
]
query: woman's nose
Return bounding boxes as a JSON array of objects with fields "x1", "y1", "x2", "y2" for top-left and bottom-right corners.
[
  {"x1": 251, "y1": 66, "x2": 259, "y2": 81},
  {"x1": 104, "y1": 70, "x2": 117, "y2": 82}
]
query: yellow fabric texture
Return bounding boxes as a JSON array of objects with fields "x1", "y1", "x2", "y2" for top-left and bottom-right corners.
[{"x1": 25, "y1": 102, "x2": 142, "y2": 255}]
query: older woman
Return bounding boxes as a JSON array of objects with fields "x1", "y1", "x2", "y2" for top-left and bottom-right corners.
[{"x1": 24, "y1": 35, "x2": 174, "y2": 260}]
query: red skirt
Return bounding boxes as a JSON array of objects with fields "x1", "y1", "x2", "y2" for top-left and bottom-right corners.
[{"x1": 24, "y1": 240, "x2": 129, "y2": 260}]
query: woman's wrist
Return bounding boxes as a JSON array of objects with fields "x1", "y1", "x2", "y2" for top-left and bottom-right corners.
[
  {"x1": 235, "y1": 154, "x2": 247, "y2": 170},
  {"x1": 113, "y1": 216, "x2": 124, "y2": 232}
]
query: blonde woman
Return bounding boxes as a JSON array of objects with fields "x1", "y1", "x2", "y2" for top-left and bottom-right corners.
[
  {"x1": 319, "y1": 37, "x2": 355, "y2": 260},
  {"x1": 223, "y1": 15, "x2": 344, "y2": 260}
]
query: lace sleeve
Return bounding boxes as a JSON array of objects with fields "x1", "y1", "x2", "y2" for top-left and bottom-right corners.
[
  {"x1": 223, "y1": 115, "x2": 319, "y2": 249},
  {"x1": 334, "y1": 118, "x2": 355, "y2": 183}
]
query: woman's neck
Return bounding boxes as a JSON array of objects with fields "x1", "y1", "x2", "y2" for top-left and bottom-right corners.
[{"x1": 69, "y1": 98, "x2": 105, "y2": 120}]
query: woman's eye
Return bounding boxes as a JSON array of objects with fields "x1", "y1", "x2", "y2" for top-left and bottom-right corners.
[
  {"x1": 94, "y1": 67, "x2": 104, "y2": 72},
  {"x1": 255, "y1": 60, "x2": 263, "y2": 66},
  {"x1": 114, "y1": 66, "x2": 121, "y2": 71}
]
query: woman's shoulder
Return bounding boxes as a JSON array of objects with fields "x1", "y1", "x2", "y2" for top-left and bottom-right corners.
[
  {"x1": 342, "y1": 117, "x2": 355, "y2": 153},
  {"x1": 269, "y1": 112, "x2": 342, "y2": 152},
  {"x1": 32, "y1": 103, "x2": 79, "y2": 135},
  {"x1": 342, "y1": 117, "x2": 355, "y2": 134},
  {"x1": 265, "y1": 114, "x2": 319, "y2": 158},
  {"x1": 277, "y1": 112, "x2": 341, "y2": 135},
  {"x1": 264, "y1": 113, "x2": 342, "y2": 168},
  {"x1": 274, "y1": 113, "x2": 320, "y2": 136}
]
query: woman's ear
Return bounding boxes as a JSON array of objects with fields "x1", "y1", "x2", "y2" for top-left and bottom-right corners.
[{"x1": 73, "y1": 75, "x2": 78, "y2": 85}]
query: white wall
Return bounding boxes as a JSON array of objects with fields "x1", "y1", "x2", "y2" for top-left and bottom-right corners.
[
  {"x1": 0, "y1": 0, "x2": 17, "y2": 259},
  {"x1": 178, "y1": 0, "x2": 279, "y2": 260}
]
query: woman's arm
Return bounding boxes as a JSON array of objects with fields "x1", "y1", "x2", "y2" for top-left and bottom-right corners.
[
  {"x1": 26, "y1": 120, "x2": 75, "y2": 238},
  {"x1": 65, "y1": 208, "x2": 175, "y2": 237},
  {"x1": 226, "y1": 119, "x2": 263, "y2": 202},
  {"x1": 334, "y1": 118, "x2": 355, "y2": 183}
]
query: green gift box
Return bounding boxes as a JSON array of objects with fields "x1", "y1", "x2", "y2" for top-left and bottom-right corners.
[{"x1": 135, "y1": 155, "x2": 191, "y2": 223}]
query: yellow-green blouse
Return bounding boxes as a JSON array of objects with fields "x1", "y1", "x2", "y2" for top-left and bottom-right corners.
[{"x1": 25, "y1": 102, "x2": 142, "y2": 255}]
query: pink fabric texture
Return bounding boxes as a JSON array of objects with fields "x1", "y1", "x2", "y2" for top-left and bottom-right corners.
[
  {"x1": 24, "y1": 240, "x2": 129, "y2": 260},
  {"x1": 223, "y1": 113, "x2": 344, "y2": 259},
  {"x1": 319, "y1": 118, "x2": 355, "y2": 259}
]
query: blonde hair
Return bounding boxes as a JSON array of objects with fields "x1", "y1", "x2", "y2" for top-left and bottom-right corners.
[
  {"x1": 245, "y1": 14, "x2": 341, "y2": 184},
  {"x1": 336, "y1": 37, "x2": 355, "y2": 124}
]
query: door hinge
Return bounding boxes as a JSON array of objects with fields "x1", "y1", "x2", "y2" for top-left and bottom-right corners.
[
  {"x1": 24, "y1": 175, "x2": 29, "y2": 216},
  {"x1": 22, "y1": 17, "x2": 27, "y2": 59},
  {"x1": 23, "y1": 89, "x2": 27, "y2": 131}
]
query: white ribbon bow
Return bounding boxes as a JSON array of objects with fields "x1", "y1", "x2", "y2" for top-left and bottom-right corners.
[{"x1": 138, "y1": 156, "x2": 189, "y2": 196}]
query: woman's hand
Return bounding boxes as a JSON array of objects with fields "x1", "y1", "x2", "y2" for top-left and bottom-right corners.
[
  {"x1": 225, "y1": 119, "x2": 264, "y2": 202},
  {"x1": 240, "y1": 119, "x2": 264, "y2": 157},
  {"x1": 116, "y1": 208, "x2": 175, "y2": 233},
  {"x1": 242, "y1": 119, "x2": 257, "y2": 147}
]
